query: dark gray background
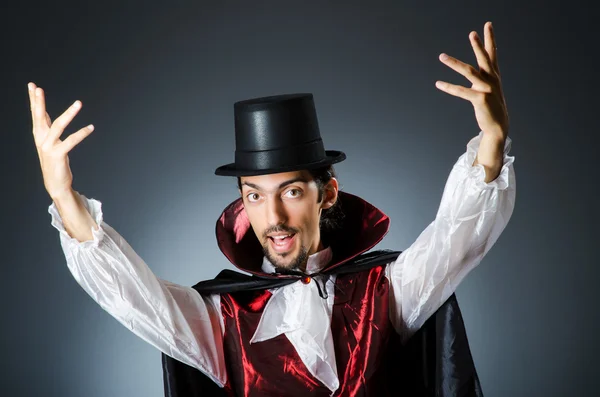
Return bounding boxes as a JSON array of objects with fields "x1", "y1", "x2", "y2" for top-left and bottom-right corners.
[{"x1": 2, "y1": 1, "x2": 597, "y2": 396}]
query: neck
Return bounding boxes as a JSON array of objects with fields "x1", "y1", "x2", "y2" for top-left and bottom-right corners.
[{"x1": 300, "y1": 238, "x2": 325, "y2": 271}]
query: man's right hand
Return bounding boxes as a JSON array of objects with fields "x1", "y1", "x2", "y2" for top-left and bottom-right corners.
[
  {"x1": 28, "y1": 82, "x2": 95, "y2": 200},
  {"x1": 30, "y1": 82, "x2": 99, "y2": 242}
]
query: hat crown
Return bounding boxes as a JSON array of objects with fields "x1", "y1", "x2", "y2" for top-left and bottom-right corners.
[{"x1": 234, "y1": 93, "x2": 321, "y2": 151}]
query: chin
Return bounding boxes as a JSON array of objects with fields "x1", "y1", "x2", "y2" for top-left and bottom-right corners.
[
  {"x1": 266, "y1": 247, "x2": 296, "y2": 267},
  {"x1": 263, "y1": 241, "x2": 308, "y2": 272}
]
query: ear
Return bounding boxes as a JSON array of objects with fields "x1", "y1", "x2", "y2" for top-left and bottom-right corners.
[{"x1": 321, "y1": 178, "x2": 339, "y2": 210}]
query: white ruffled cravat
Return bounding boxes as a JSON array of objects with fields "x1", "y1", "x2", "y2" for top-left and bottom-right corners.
[{"x1": 250, "y1": 247, "x2": 340, "y2": 394}]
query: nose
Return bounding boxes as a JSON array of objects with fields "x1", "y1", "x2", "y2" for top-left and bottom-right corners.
[{"x1": 265, "y1": 196, "x2": 288, "y2": 227}]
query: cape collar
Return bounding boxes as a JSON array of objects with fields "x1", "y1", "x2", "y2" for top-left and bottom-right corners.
[
  {"x1": 214, "y1": 191, "x2": 391, "y2": 393},
  {"x1": 215, "y1": 191, "x2": 390, "y2": 277}
]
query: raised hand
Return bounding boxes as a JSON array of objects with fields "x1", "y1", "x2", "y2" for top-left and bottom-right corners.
[
  {"x1": 28, "y1": 83, "x2": 95, "y2": 199},
  {"x1": 435, "y1": 22, "x2": 509, "y2": 141}
]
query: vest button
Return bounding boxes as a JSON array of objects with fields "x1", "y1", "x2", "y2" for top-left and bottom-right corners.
[{"x1": 301, "y1": 276, "x2": 311, "y2": 284}]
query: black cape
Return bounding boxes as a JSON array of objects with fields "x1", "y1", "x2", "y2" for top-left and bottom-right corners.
[{"x1": 162, "y1": 250, "x2": 484, "y2": 396}]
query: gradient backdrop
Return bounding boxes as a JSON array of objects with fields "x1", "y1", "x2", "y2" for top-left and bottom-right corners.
[{"x1": 2, "y1": 2, "x2": 597, "y2": 396}]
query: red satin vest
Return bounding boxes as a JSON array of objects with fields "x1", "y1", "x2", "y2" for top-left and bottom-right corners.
[{"x1": 219, "y1": 264, "x2": 402, "y2": 396}]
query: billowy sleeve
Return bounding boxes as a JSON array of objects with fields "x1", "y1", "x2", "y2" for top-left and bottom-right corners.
[
  {"x1": 48, "y1": 193, "x2": 227, "y2": 386},
  {"x1": 385, "y1": 131, "x2": 516, "y2": 343}
]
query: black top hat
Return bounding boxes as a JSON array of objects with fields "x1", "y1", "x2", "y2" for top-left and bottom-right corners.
[{"x1": 215, "y1": 93, "x2": 346, "y2": 176}]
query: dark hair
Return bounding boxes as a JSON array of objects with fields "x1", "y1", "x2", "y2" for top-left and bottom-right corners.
[{"x1": 237, "y1": 165, "x2": 343, "y2": 231}]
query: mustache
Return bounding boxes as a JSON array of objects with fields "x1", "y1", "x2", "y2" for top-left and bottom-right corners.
[{"x1": 263, "y1": 224, "x2": 299, "y2": 239}]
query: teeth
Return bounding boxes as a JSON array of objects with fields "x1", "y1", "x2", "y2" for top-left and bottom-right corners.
[{"x1": 272, "y1": 235, "x2": 290, "y2": 240}]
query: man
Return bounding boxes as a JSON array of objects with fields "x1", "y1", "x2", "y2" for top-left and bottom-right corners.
[{"x1": 32, "y1": 22, "x2": 515, "y2": 396}]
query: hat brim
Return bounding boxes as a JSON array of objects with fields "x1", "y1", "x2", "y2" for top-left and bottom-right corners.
[{"x1": 214, "y1": 150, "x2": 346, "y2": 177}]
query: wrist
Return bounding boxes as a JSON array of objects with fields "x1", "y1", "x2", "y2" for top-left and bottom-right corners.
[
  {"x1": 482, "y1": 127, "x2": 507, "y2": 143},
  {"x1": 50, "y1": 187, "x2": 76, "y2": 203}
]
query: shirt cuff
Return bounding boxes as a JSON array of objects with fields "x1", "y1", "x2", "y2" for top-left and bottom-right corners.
[
  {"x1": 48, "y1": 192, "x2": 106, "y2": 249},
  {"x1": 462, "y1": 130, "x2": 515, "y2": 190}
]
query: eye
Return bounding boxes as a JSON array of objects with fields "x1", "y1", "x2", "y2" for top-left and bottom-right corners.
[
  {"x1": 246, "y1": 192, "x2": 261, "y2": 202},
  {"x1": 284, "y1": 188, "x2": 302, "y2": 198}
]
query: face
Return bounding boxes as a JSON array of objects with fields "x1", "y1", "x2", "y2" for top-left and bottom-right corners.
[{"x1": 239, "y1": 170, "x2": 338, "y2": 272}]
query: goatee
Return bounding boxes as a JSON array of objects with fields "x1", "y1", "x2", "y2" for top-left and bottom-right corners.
[{"x1": 263, "y1": 244, "x2": 309, "y2": 273}]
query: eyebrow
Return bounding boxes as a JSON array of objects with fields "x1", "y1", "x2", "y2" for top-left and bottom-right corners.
[{"x1": 241, "y1": 177, "x2": 309, "y2": 192}]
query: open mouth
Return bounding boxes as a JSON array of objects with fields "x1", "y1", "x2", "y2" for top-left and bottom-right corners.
[{"x1": 268, "y1": 233, "x2": 297, "y2": 253}]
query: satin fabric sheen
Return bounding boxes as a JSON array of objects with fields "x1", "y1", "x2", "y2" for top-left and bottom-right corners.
[
  {"x1": 219, "y1": 265, "x2": 394, "y2": 396},
  {"x1": 212, "y1": 188, "x2": 396, "y2": 395}
]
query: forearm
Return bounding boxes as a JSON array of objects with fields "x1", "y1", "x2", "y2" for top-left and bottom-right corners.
[
  {"x1": 472, "y1": 132, "x2": 506, "y2": 183},
  {"x1": 48, "y1": 195, "x2": 228, "y2": 384},
  {"x1": 386, "y1": 131, "x2": 515, "y2": 341},
  {"x1": 52, "y1": 188, "x2": 98, "y2": 242}
]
